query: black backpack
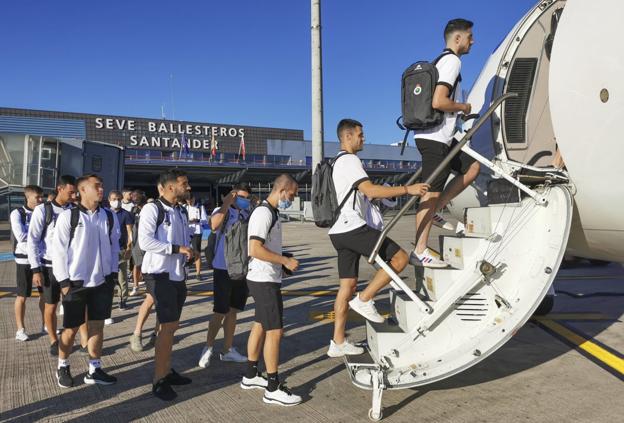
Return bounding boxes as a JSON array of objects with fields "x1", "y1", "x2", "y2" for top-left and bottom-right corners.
[
  {"x1": 311, "y1": 152, "x2": 356, "y2": 228},
  {"x1": 10, "y1": 207, "x2": 27, "y2": 253},
  {"x1": 397, "y1": 49, "x2": 461, "y2": 153},
  {"x1": 68, "y1": 207, "x2": 115, "y2": 247}
]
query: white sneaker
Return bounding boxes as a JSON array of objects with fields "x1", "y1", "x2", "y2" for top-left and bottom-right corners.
[
  {"x1": 221, "y1": 347, "x2": 247, "y2": 363},
  {"x1": 263, "y1": 384, "x2": 302, "y2": 406},
  {"x1": 15, "y1": 328, "x2": 29, "y2": 342},
  {"x1": 240, "y1": 373, "x2": 268, "y2": 390},
  {"x1": 348, "y1": 294, "x2": 384, "y2": 323},
  {"x1": 58, "y1": 304, "x2": 64, "y2": 315},
  {"x1": 138, "y1": 281, "x2": 145, "y2": 286},
  {"x1": 409, "y1": 248, "x2": 448, "y2": 268},
  {"x1": 432, "y1": 213, "x2": 455, "y2": 231},
  {"x1": 198, "y1": 346, "x2": 213, "y2": 368},
  {"x1": 327, "y1": 340, "x2": 364, "y2": 358},
  {"x1": 104, "y1": 318, "x2": 113, "y2": 326},
  {"x1": 130, "y1": 287, "x2": 138, "y2": 296},
  {"x1": 455, "y1": 221, "x2": 466, "y2": 234}
]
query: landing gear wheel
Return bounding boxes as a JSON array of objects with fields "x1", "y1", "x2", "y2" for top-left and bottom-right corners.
[
  {"x1": 368, "y1": 408, "x2": 383, "y2": 421},
  {"x1": 533, "y1": 294, "x2": 555, "y2": 316}
]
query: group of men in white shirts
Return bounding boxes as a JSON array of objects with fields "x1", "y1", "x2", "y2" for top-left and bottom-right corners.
[{"x1": 9, "y1": 18, "x2": 477, "y2": 407}]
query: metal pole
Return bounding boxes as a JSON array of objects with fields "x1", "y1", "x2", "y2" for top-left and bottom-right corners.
[{"x1": 311, "y1": 0, "x2": 324, "y2": 173}]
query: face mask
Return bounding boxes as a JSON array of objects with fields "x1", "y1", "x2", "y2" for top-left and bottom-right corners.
[
  {"x1": 278, "y1": 198, "x2": 292, "y2": 210},
  {"x1": 110, "y1": 200, "x2": 120, "y2": 209},
  {"x1": 235, "y1": 197, "x2": 251, "y2": 210}
]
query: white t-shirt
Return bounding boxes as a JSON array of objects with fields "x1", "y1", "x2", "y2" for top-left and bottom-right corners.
[
  {"x1": 247, "y1": 202, "x2": 282, "y2": 283},
  {"x1": 185, "y1": 204, "x2": 203, "y2": 235},
  {"x1": 413, "y1": 51, "x2": 462, "y2": 145},
  {"x1": 121, "y1": 201, "x2": 135, "y2": 212},
  {"x1": 328, "y1": 153, "x2": 371, "y2": 235}
]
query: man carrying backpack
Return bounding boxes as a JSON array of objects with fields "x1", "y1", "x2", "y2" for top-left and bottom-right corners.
[
  {"x1": 27, "y1": 175, "x2": 77, "y2": 356},
  {"x1": 51, "y1": 174, "x2": 120, "y2": 388},
  {"x1": 325, "y1": 119, "x2": 429, "y2": 357},
  {"x1": 107, "y1": 190, "x2": 135, "y2": 311},
  {"x1": 139, "y1": 169, "x2": 195, "y2": 401},
  {"x1": 11, "y1": 185, "x2": 44, "y2": 341},
  {"x1": 184, "y1": 194, "x2": 205, "y2": 280},
  {"x1": 198, "y1": 183, "x2": 252, "y2": 368},
  {"x1": 411, "y1": 18, "x2": 479, "y2": 268},
  {"x1": 241, "y1": 174, "x2": 302, "y2": 406}
]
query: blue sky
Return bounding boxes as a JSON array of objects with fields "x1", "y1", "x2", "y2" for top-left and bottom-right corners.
[{"x1": 1, "y1": 0, "x2": 536, "y2": 144}]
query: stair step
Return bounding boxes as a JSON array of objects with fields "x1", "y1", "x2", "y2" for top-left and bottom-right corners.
[
  {"x1": 415, "y1": 267, "x2": 467, "y2": 301},
  {"x1": 366, "y1": 320, "x2": 406, "y2": 364},
  {"x1": 390, "y1": 290, "x2": 430, "y2": 332},
  {"x1": 464, "y1": 204, "x2": 522, "y2": 238},
  {"x1": 441, "y1": 236, "x2": 490, "y2": 270}
]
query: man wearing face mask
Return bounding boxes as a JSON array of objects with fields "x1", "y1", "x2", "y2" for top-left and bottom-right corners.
[
  {"x1": 184, "y1": 195, "x2": 204, "y2": 280},
  {"x1": 241, "y1": 175, "x2": 302, "y2": 406},
  {"x1": 198, "y1": 183, "x2": 253, "y2": 368},
  {"x1": 107, "y1": 190, "x2": 135, "y2": 311}
]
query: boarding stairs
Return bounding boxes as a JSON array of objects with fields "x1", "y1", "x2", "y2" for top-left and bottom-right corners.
[{"x1": 344, "y1": 94, "x2": 574, "y2": 421}]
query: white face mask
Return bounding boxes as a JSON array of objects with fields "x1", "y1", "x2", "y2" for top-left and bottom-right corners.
[{"x1": 110, "y1": 200, "x2": 120, "y2": 209}]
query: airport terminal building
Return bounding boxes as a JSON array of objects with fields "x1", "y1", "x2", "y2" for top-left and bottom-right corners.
[{"x1": 0, "y1": 107, "x2": 421, "y2": 219}]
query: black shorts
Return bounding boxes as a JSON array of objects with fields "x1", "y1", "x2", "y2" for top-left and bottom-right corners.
[
  {"x1": 329, "y1": 225, "x2": 402, "y2": 279},
  {"x1": 145, "y1": 273, "x2": 187, "y2": 324},
  {"x1": 62, "y1": 277, "x2": 115, "y2": 328},
  {"x1": 247, "y1": 280, "x2": 283, "y2": 331},
  {"x1": 416, "y1": 138, "x2": 477, "y2": 192},
  {"x1": 213, "y1": 268, "x2": 249, "y2": 314},
  {"x1": 16, "y1": 264, "x2": 40, "y2": 297},
  {"x1": 191, "y1": 234, "x2": 202, "y2": 253},
  {"x1": 41, "y1": 267, "x2": 61, "y2": 305}
]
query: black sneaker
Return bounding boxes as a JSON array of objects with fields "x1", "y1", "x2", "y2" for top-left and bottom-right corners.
[
  {"x1": 79, "y1": 345, "x2": 89, "y2": 356},
  {"x1": 165, "y1": 368, "x2": 192, "y2": 386},
  {"x1": 84, "y1": 368, "x2": 117, "y2": 385},
  {"x1": 57, "y1": 366, "x2": 73, "y2": 388},
  {"x1": 152, "y1": 378, "x2": 177, "y2": 401},
  {"x1": 119, "y1": 299, "x2": 127, "y2": 310},
  {"x1": 49, "y1": 341, "x2": 59, "y2": 357}
]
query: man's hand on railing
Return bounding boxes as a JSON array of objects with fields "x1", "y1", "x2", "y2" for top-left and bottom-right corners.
[
  {"x1": 461, "y1": 103, "x2": 472, "y2": 115},
  {"x1": 406, "y1": 183, "x2": 430, "y2": 197}
]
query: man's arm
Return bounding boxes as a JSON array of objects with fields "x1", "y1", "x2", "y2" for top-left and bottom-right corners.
[
  {"x1": 358, "y1": 180, "x2": 429, "y2": 200},
  {"x1": 110, "y1": 212, "x2": 121, "y2": 274},
  {"x1": 27, "y1": 206, "x2": 44, "y2": 273},
  {"x1": 248, "y1": 239, "x2": 297, "y2": 271},
  {"x1": 10, "y1": 210, "x2": 27, "y2": 244},
  {"x1": 210, "y1": 192, "x2": 236, "y2": 230},
  {"x1": 51, "y1": 211, "x2": 71, "y2": 290},
  {"x1": 432, "y1": 85, "x2": 470, "y2": 114},
  {"x1": 138, "y1": 203, "x2": 175, "y2": 254}
]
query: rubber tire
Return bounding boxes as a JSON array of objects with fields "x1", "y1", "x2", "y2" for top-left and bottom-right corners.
[
  {"x1": 368, "y1": 408, "x2": 383, "y2": 421},
  {"x1": 588, "y1": 259, "x2": 610, "y2": 266},
  {"x1": 533, "y1": 295, "x2": 555, "y2": 316}
]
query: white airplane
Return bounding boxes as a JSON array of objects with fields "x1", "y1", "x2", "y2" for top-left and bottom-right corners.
[{"x1": 345, "y1": 1, "x2": 623, "y2": 420}]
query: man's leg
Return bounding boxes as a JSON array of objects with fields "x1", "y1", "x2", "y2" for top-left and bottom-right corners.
[
  {"x1": 44, "y1": 303, "x2": 58, "y2": 344},
  {"x1": 333, "y1": 278, "x2": 357, "y2": 345},
  {"x1": 263, "y1": 328, "x2": 283, "y2": 374},
  {"x1": 87, "y1": 320, "x2": 105, "y2": 359},
  {"x1": 415, "y1": 191, "x2": 441, "y2": 254},
  {"x1": 133, "y1": 294, "x2": 154, "y2": 336},
  {"x1": 15, "y1": 296, "x2": 26, "y2": 331},
  {"x1": 222, "y1": 309, "x2": 239, "y2": 351},
  {"x1": 79, "y1": 318, "x2": 88, "y2": 349},
  {"x1": 436, "y1": 161, "x2": 480, "y2": 211},
  {"x1": 195, "y1": 258, "x2": 201, "y2": 278},
  {"x1": 38, "y1": 295, "x2": 45, "y2": 329},
  {"x1": 206, "y1": 312, "x2": 226, "y2": 347},
  {"x1": 247, "y1": 322, "x2": 265, "y2": 363},
  {"x1": 117, "y1": 258, "x2": 129, "y2": 305},
  {"x1": 59, "y1": 327, "x2": 79, "y2": 360},
  {"x1": 132, "y1": 265, "x2": 141, "y2": 291},
  {"x1": 360, "y1": 250, "x2": 409, "y2": 302},
  {"x1": 154, "y1": 320, "x2": 178, "y2": 382}
]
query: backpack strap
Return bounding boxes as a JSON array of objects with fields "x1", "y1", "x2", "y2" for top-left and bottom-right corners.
[
  {"x1": 104, "y1": 208, "x2": 114, "y2": 245},
  {"x1": 154, "y1": 200, "x2": 166, "y2": 237},
  {"x1": 17, "y1": 207, "x2": 27, "y2": 225},
  {"x1": 331, "y1": 151, "x2": 359, "y2": 216},
  {"x1": 68, "y1": 207, "x2": 81, "y2": 247},
  {"x1": 40, "y1": 201, "x2": 54, "y2": 240},
  {"x1": 432, "y1": 49, "x2": 461, "y2": 98}
]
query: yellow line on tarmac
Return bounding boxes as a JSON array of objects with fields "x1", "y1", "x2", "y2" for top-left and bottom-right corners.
[
  {"x1": 539, "y1": 319, "x2": 624, "y2": 375},
  {"x1": 0, "y1": 291, "x2": 12, "y2": 298}
]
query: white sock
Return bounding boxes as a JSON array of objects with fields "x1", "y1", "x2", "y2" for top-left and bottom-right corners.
[
  {"x1": 58, "y1": 358, "x2": 69, "y2": 369},
  {"x1": 88, "y1": 359, "x2": 101, "y2": 374}
]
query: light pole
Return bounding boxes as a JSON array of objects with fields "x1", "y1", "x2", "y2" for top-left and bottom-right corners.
[{"x1": 311, "y1": 0, "x2": 324, "y2": 172}]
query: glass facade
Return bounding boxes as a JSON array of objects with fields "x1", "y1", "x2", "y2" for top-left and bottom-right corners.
[{"x1": 0, "y1": 132, "x2": 59, "y2": 190}]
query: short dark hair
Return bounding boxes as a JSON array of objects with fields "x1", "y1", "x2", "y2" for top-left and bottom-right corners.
[
  {"x1": 158, "y1": 169, "x2": 187, "y2": 187},
  {"x1": 122, "y1": 188, "x2": 133, "y2": 194},
  {"x1": 57, "y1": 175, "x2": 76, "y2": 188},
  {"x1": 108, "y1": 189, "x2": 122, "y2": 198},
  {"x1": 337, "y1": 119, "x2": 363, "y2": 141},
  {"x1": 24, "y1": 185, "x2": 43, "y2": 197},
  {"x1": 444, "y1": 18, "x2": 473, "y2": 41},
  {"x1": 233, "y1": 182, "x2": 252, "y2": 194},
  {"x1": 76, "y1": 174, "x2": 103, "y2": 189}
]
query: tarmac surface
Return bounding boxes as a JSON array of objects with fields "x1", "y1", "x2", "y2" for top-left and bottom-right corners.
[{"x1": 0, "y1": 219, "x2": 623, "y2": 422}]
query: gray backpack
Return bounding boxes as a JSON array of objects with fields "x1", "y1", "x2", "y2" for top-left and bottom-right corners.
[
  {"x1": 311, "y1": 151, "x2": 355, "y2": 228},
  {"x1": 224, "y1": 203, "x2": 277, "y2": 280}
]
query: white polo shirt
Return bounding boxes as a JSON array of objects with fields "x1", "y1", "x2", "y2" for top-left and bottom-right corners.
[
  {"x1": 27, "y1": 201, "x2": 73, "y2": 272},
  {"x1": 328, "y1": 152, "x2": 371, "y2": 235},
  {"x1": 413, "y1": 50, "x2": 462, "y2": 145},
  {"x1": 247, "y1": 202, "x2": 282, "y2": 283}
]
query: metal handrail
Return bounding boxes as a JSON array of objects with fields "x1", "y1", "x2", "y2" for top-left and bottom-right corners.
[{"x1": 367, "y1": 93, "x2": 518, "y2": 264}]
